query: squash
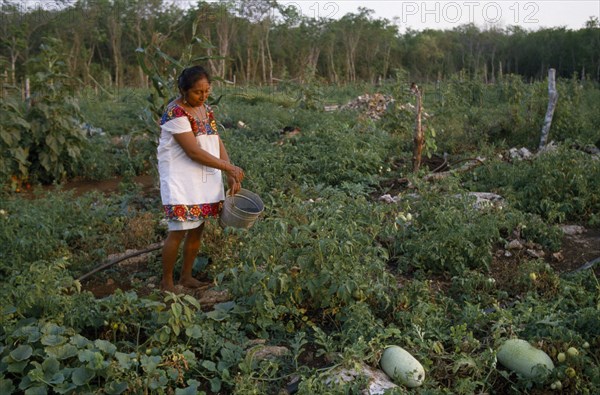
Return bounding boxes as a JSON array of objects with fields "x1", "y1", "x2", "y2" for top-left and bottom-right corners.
[
  {"x1": 497, "y1": 339, "x2": 554, "y2": 379},
  {"x1": 380, "y1": 346, "x2": 425, "y2": 388}
]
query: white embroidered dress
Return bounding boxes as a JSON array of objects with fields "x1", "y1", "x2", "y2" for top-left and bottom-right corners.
[{"x1": 157, "y1": 102, "x2": 225, "y2": 224}]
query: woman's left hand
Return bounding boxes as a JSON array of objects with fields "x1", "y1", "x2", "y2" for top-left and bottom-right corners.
[{"x1": 227, "y1": 176, "x2": 242, "y2": 196}]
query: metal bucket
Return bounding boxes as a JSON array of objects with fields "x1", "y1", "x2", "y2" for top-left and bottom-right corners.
[{"x1": 219, "y1": 188, "x2": 264, "y2": 229}]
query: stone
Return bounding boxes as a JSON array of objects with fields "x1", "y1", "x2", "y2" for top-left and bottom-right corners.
[
  {"x1": 247, "y1": 345, "x2": 290, "y2": 362},
  {"x1": 526, "y1": 249, "x2": 545, "y2": 259},
  {"x1": 507, "y1": 240, "x2": 524, "y2": 250},
  {"x1": 324, "y1": 362, "x2": 398, "y2": 395},
  {"x1": 560, "y1": 225, "x2": 585, "y2": 235}
]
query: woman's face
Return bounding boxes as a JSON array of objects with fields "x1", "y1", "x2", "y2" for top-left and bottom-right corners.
[{"x1": 183, "y1": 77, "x2": 211, "y2": 107}]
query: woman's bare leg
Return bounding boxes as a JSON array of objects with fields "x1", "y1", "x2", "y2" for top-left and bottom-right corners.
[
  {"x1": 160, "y1": 230, "x2": 186, "y2": 292},
  {"x1": 179, "y1": 222, "x2": 205, "y2": 288}
]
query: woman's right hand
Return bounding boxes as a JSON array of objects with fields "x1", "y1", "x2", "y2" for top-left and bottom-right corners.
[{"x1": 225, "y1": 163, "x2": 245, "y2": 183}]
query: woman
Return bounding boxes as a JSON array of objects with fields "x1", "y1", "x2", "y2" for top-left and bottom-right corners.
[{"x1": 157, "y1": 65, "x2": 244, "y2": 292}]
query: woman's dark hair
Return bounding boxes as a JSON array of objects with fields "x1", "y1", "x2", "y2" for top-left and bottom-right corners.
[{"x1": 178, "y1": 66, "x2": 211, "y2": 92}]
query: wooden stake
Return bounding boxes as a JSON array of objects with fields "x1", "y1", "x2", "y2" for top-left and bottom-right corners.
[
  {"x1": 539, "y1": 68, "x2": 558, "y2": 149},
  {"x1": 412, "y1": 83, "x2": 424, "y2": 172}
]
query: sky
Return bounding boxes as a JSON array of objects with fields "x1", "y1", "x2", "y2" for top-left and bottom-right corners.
[
  {"x1": 17, "y1": 0, "x2": 599, "y2": 32},
  {"x1": 284, "y1": 0, "x2": 600, "y2": 31}
]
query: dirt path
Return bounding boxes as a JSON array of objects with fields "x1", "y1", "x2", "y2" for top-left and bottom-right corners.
[{"x1": 21, "y1": 174, "x2": 157, "y2": 198}]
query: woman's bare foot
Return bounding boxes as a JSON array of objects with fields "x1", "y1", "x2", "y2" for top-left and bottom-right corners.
[
  {"x1": 160, "y1": 279, "x2": 176, "y2": 293},
  {"x1": 179, "y1": 276, "x2": 204, "y2": 289}
]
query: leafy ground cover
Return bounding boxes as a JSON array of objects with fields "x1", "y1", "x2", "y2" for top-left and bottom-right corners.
[{"x1": 1, "y1": 78, "x2": 599, "y2": 394}]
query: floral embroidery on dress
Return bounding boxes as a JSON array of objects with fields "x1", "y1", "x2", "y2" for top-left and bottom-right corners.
[
  {"x1": 164, "y1": 202, "x2": 223, "y2": 221},
  {"x1": 160, "y1": 102, "x2": 218, "y2": 137}
]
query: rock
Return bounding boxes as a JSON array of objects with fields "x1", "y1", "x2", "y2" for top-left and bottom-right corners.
[
  {"x1": 247, "y1": 345, "x2": 290, "y2": 362},
  {"x1": 552, "y1": 252, "x2": 564, "y2": 262},
  {"x1": 539, "y1": 141, "x2": 558, "y2": 154},
  {"x1": 507, "y1": 240, "x2": 524, "y2": 250},
  {"x1": 324, "y1": 362, "x2": 398, "y2": 395},
  {"x1": 464, "y1": 192, "x2": 505, "y2": 210},
  {"x1": 106, "y1": 278, "x2": 115, "y2": 286},
  {"x1": 378, "y1": 194, "x2": 400, "y2": 204},
  {"x1": 247, "y1": 339, "x2": 267, "y2": 347},
  {"x1": 504, "y1": 250, "x2": 513, "y2": 258},
  {"x1": 508, "y1": 147, "x2": 533, "y2": 161},
  {"x1": 519, "y1": 147, "x2": 533, "y2": 159},
  {"x1": 526, "y1": 249, "x2": 546, "y2": 259},
  {"x1": 339, "y1": 93, "x2": 395, "y2": 121},
  {"x1": 198, "y1": 289, "x2": 231, "y2": 309},
  {"x1": 560, "y1": 225, "x2": 585, "y2": 235}
]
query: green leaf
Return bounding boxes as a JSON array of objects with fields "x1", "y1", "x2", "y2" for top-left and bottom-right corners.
[
  {"x1": 140, "y1": 355, "x2": 161, "y2": 373},
  {"x1": 20, "y1": 326, "x2": 41, "y2": 343},
  {"x1": 24, "y1": 385, "x2": 47, "y2": 395},
  {"x1": 171, "y1": 302, "x2": 183, "y2": 319},
  {"x1": 94, "y1": 339, "x2": 116, "y2": 355},
  {"x1": 0, "y1": 378, "x2": 15, "y2": 394},
  {"x1": 185, "y1": 325, "x2": 202, "y2": 339},
  {"x1": 45, "y1": 344, "x2": 78, "y2": 360},
  {"x1": 175, "y1": 380, "x2": 200, "y2": 395},
  {"x1": 41, "y1": 334, "x2": 67, "y2": 347},
  {"x1": 47, "y1": 372, "x2": 65, "y2": 385},
  {"x1": 77, "y1": 349, "x2": 95, "y2": 363},
  {"x1": 42, "y1": 358, "x2": 60, "y2": 375},
  {"x1": 201, "y1": 360, "x2": 217, "y2": 372},
  {"x1": 167, "y1": 366, "x2": 179, "y2": 380},
  {"x1": 205, "y1": 309, "x2": 228, "y2": 321},
  {"x1": 104, "y1": 381, "x2": 128, "y2": 395},
  {"x1": 154, "y1": 47, "x2": 183, "y2": 68},
  {"x1": 71, "y1": 367, "x2": 95, "y2": 386},
  {"x1": 1, "y1": 305, "x2": 17, "y2": 315},
  {"x1": 41, "y1": 323, "x2": 64, "y2": 336},
  {"x1": 114, "y1": 352, "x2": 135, "y2": 370},
  {"x1": 209, "y1": 377, "x2": 221, "y2": 393},
  {"x1": 51, "y1": 381, "x2": 77, "y2": 394},
  {"x1": 7, "y1": 360, "x2": 28, "y2": 373},
  {"x1": 182, "y1": 294, "x2": 201, "y2": 310},
  {"x1": 70, "y1": 334, "x2": 90, "y2": 348},
  {"x1": 10, "y1": 345, "x2": 33, "y2": 362}
]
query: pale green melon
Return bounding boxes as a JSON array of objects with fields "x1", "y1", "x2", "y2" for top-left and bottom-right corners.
[
  {"x1": 497, "y1": 339, "x2": 554, "y2": 379},
  {"x1": 380, "y1": 346, "x2": 425, "y2": 388}
]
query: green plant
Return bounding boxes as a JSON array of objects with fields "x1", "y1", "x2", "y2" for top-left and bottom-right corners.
[
  {"x1": 24, "y1": 38, "x2": 87, "y2": 184},
  {"x1": 464, "y1": 147, "x2": 600, "y2": 224}
]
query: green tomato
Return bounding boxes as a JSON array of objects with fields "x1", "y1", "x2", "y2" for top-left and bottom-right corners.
[
  {"x1": 554, "y1": 380, "x2": 562, "y2": 390},
  {"x1": 567, "y1": 347, "x2": 579, "y2": 357},
  {"x1": 529, "y1": 272, "x2": 537, "y2": 281},
  {"x1": 557, "y1": 352, "x2": 566, "y2": 362}
]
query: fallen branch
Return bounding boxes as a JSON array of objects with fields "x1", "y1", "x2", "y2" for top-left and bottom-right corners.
[
  {"x1": 77, "y1": 242, "x2": 163, "y2": 282},
  {"x1": 424, "y1": 157, "x2": 486, "y2": 181},
  {"x1": 430, "y1": 156, "x2": 449, "y2": 174},
  {"x1": 570, "y1": 256, "x2": 600, "y2": 274}
]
